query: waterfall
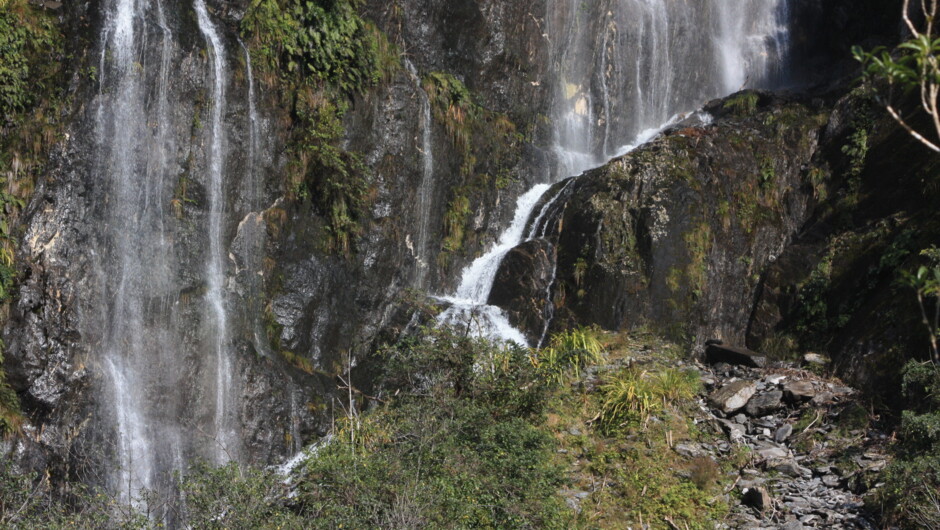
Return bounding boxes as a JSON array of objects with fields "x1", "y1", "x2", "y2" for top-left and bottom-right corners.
[
  {"x1": 437, "y1": 0, "x2": 791, "y2": 346},
  {"x1": 89, "y1": 0, "x2": 245, "y2": 504},
  {"x1": 194, "y1": 0, "x2": 238, "y2": 464},
  {"x1": 404, "y1": 60, "x2": 436, "y2": 286},
  {"x1": 95, "y1": 0, "x2": 181, "y2": 500}
]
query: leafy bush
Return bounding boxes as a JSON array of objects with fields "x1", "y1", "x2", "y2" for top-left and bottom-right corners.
[
  {"x1": 0, "y1": 0, "x2": 62, "y2": 124},
  {"x1": 0, "y1": 454, "x2": 149, "y2": 528},
  {"x1": 877, "y1": 455, "x2": 940, "y2": 529},
  {"x1": 290, "y1": 327, "x2": 570, "y2": 527},
  {"x1": 876, "y1": 360, "x2": 940, "y2": 527},
  {"x1": 178, "y1": 461, "x2": 302, "y2": 529}
]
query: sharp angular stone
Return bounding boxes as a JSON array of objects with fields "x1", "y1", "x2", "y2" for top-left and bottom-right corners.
[
  {"x1": 709, "y1": 380, "x2": 758, "y2": 413},
  {"x1": 745, "y1": 390, "x2": 783, "y2": 416}
]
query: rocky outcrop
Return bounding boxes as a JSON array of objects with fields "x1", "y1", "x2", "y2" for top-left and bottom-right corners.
[
  {"x1": 488, "y1": 238, "x2": 556, "y2": 344},
  {"x1": 541, "y1": 92, "x2": 828, "y2": 347}
]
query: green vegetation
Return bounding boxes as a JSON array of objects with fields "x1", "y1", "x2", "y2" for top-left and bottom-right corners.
[
  {"x1": 723, "y1": 91, "x2": 759, "y2": 116},
  {"x1": 422, "y1": 72, "x2": 524, "y2": 261},
  {"x1": 875, "y1": 360, "x2": 940, "y2": 527},
  {"x1": 0, "y1": 327, "x2": 744, "y2": 528},
  {"x1": 241, "y1": 0, "x2": 398, "y2": 254},
  {"x1": 853, "y1": 0, "x2": 940, "y2": 153},
  {"x1": 0, "y1": 340, "x2": 21, "y2": 435},
  {"x1": 598, "y1": 365, "x2": 700, "y2": 432},
  {"x1": 0, "y1": 0, "x2": 66, "y2": 437},
  {"x1": 531, "y1": 326, "x2": 604, "y2": 383}
]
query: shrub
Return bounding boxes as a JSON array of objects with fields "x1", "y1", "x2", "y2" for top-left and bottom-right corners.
[
  {"x1": 291, "y1": 327, "x2": 570, "y2": 527},
  {"x1": 689, "y1": 456, "x2": 720, "y2": 491},
  {"x1": 599, "y1": 366, "x2": 700, "y2": 432},
  {"x1": 178, "y1": 461, "x2": 302, "y2": 529},
  {"x1": 531, "y1": 327, "x2": 605, "y2": 384}
]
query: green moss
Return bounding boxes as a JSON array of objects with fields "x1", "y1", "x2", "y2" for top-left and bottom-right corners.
[
  {"x1": 440, "y1": 193, "x2": 471, "y2": 253},
  {"x1": 724, "y1": 92, "x2": 759, "y2": 116},
  {"x1": 684, "y1": 222, "x2": 712, "y2": 299},
  {"x1": 240, "y1": 0, "x2": 402, "y2": 255}
]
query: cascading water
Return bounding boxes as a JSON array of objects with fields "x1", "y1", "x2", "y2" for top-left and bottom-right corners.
[
  {"x1": 405, "y1": 60, "x2": 436, "y2": 286},
  {"x1": 194, "y1": 0, "x2": 239, "y2": 464},
  {"x1": 89, "y1": 0, "x2": 250, "y2": 505},
  {"x1": 94, "y1": 0, "x2": 180, "y2": 500},
  {"x1": 437, "y1": 0, "x2": 791, "y2": 346}
]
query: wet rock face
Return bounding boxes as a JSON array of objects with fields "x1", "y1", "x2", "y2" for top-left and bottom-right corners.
[
  {"x1": 3, "y1": 0, "x2": 561, "y2": 489},
  {"x1": 546, "y1": 93, "x2": 827, "y2": 346},
  {"x1": 488, "y1": 238, "x2": 556, "y2": 344}
]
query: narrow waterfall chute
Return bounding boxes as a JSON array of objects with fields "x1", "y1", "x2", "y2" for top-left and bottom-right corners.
[{"x1": 194, "y1": 0, "x2": 238, "y2": 464}]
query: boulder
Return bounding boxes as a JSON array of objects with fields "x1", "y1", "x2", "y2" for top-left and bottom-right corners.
[
  {"x1": 708, "y1": 380, "x2": 758, "y2": 413},
  {"x1": 742, "y1": 486, "x2": 773, "y2": 511},
  {"x1": 705, "y1": 344, "x2": 767, "y2": 368},
  {"x1": 487, "y1": 238, "x2": 556, "y2": 344},
  {"x1": 801, "y1": 352, "x2": 830, "y2": 367},
  {"x1": 745, "y1": 390, "x2": 784, "y2": 416},
  {"x1": 783, "y1": 381, "x2": 816, "y2": 403}
]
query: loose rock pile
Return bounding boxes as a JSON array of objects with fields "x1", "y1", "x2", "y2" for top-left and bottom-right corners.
[{"x1": 696, "y1": 344, "x2": 886, "y2": 529}]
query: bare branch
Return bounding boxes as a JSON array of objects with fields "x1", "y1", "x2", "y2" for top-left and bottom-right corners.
[{"x1": 886, "y1": 105, "x2": 940, "y2": 152}]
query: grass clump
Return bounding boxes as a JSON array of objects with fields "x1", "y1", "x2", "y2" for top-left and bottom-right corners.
[
  {"x1": 599, "y1": 366, "x2": 700, "y2": 432},
  {"x1": 724, "y1": 91, "x2": 759, "y2": 116},
  {"x1": 531, "y1": 326, "x2": 605, "y2": 384}
]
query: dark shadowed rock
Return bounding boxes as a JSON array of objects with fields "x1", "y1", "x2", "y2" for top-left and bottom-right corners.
[
  {"x1": 745, "y1": 390, "x2": 784, "y2": 416},
  {"x1": 705, "y1": 344, "x2": 767, "y2": 368},
  {"x1": 488, "y1": 238, "x2": 557, "y2": 344},
  {"x1": 742, "y1": 486, "x2": 773, "y2": 511}
]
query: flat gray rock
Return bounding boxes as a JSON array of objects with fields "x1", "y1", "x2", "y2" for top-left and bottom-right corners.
[{"x1": 709, "y1": 380, "x2": 758, "y2": 413}]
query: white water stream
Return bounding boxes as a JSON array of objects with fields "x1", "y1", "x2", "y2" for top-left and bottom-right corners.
[
  {"x1": 436, "y1": 0, "x2": 791, "y2": 346},
  {"x1": 194, "y1": 0, "x2": 238, "y2": 465}
]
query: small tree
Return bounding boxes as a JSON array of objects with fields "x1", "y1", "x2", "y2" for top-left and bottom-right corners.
[{"x1": 854, "y1": 0, "x2": 940, "y2": 152}]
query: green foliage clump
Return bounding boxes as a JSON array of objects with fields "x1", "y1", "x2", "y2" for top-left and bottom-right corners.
[
  {"x1": 599, "y1": 366, "x2": 700, "y2": 432},
  {"x1": 532, "y1": 327, "x2": 605, "y2": 384},
  {"x1": 0, "y1": 0, "x2": 61, "y2": 124},
  {"x1": 724, "y1": 92, "x2": 759, "y2": 116},
  {"x1": 241, "y1": 0, "x2": 398, "y2": 254},
  {"x1": 0, "y1": 341, "x2": 22, "y2": 436},
  {"x1": 291, "y1": 328, "x2": 570, "y2": 527},
  {"x1": 179, "y1": 461, "x2": 303, "y2": 529},
  {"x1": 0, "y1": 455, "x2": 149, "y2": 529},
  {"x1": 876, "y1": 360, "x2": 940, "y2": 527}
]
